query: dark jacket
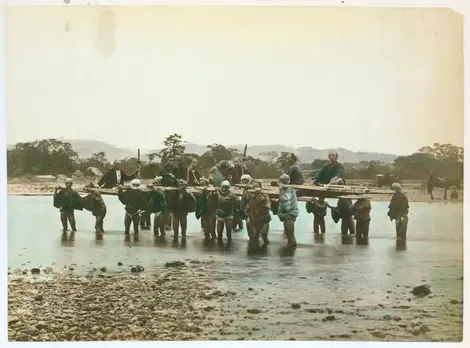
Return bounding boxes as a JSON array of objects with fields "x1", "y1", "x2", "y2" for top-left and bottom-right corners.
[
  {"x1": 195, "y1": 188, "x2": 219, "y2": 219},
  {"x1": 81, "y1": 193, "x2": 107, "y2": 217},
  {"x1": 216, "y1": 190, "x2": 238, "y2": 218},
  {"x1": 187, "y1": 167, "x2": 202, "y2": 186},
  {"x1": 387, "y1": 192, "x2": 409, "y2": 220},
  {"x1": 98, "y1": 169, "x2": 135, "y2": 189},
  {"x1": 314, "y1": 162, "x2": 345, "y2": 184},
  {"x1": 53, "y1": 189, "x2": 83, "y2": 213},
  {"x1": 231, "y1": 166, "x2": 251, "y2": 185},
  {"x1": 147, "y1": 189, "x2": 167, "y2": 214},
  {"x1": 351, "y1": 199, "x2": 371, "y2": 221},
  {"x1": 118, "y1": 188, "x2": 146, "y2": 215},
  {"x1": 306, "y1": 199, "x2": 328, "y2": 217},
  {"x1": 287, "y1": 164, "x2": 305, "y2": 185},
  {"x1": 170, "y1": 189, "x2": 196, "y2": 215}
]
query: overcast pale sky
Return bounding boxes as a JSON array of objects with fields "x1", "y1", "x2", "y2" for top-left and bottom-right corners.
[{"x1": 5, "y1": 6, "x2": 463, "y2": 155}]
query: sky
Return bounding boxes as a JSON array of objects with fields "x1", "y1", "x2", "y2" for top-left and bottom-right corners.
[{"x1": 5, "y1": 6, "x2": 464, "y2": 156}]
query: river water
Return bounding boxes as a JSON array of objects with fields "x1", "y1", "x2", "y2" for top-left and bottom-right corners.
[{"x1": 7, "y1": 196, "x2": 464, "y2": 341}]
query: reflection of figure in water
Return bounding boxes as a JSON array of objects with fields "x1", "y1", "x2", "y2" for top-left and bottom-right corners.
[
  {"x1": 196, "y1": 178, "x2": 218, "y2": 242},
  {"x1": 388, "y1": 183, "x2": 409, "y2": 240},
  {"x1": 245, "y1": 179, "x2": 271, "y2": 249},
  {"x1": 53, "y1": 178, "x2": 83, "y2": 232},
  {"x1": 351, "y1": 197, "x2": 371, "y2": 240},
  {"x1": 306, "y1": 197, "x2": 330, "y2": 234},
  {"x1": 216, "y1": 181, "x2": 239, "y2": 247},
  {"x1": 61, "y1": 231, "x2": 76, "y2": 246},
  {"x1": 395, "y1": 239, "x2": 407, "y2": 251},
  {"x1": 118, "y1": 179, "x2": 144, "y2": 235},
  {"x1": 171, "y1": 180, "x2": 196, "y2": 241},
  {"x1": 278, "y1": 174, "x2": 299, "y2": 250},
  {"x1": 148, "y1": 178, "x2": 167, "y2": 238}
]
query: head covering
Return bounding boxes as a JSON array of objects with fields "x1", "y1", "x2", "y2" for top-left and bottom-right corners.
[
  {"x1": 279, "y1": 174, "x2": 290, "y2": 184},
  {"x1": 153, "y1": 176, "x2": 162, "y2": 185},
  {"x1": 130, "y1": 179, "x2": 141, "y2": 189},
  {"x1": 65, "y1": 178, "x2": 73, "y2": 185},
  {"x1": 328, "y1": 150, "x2": 339, "y2": 159},
  {"x1": 200, "y1": 177, "x2": 209, "y2": 186},
  {"x1": 178, "y1": 179, "x2": 187, "y2": 187},
  {"x1": 391, "y1": 183, "x2": 402, "y2": 191},
  {"x1": 241, "y1": 174, "x2": 252, "y2": 184},
  {"x1": 221, "y1": 180, "x2": 231, "y2": 188},
  {"x1": 113, "y1": 160, "x2": 121, "y2": 166},
  {"x1": 252, "y1": 179, "x2": 262, "y2": 188},
  {"x1": 146, "y1": 184, "x2": 153, "y2": 189}
]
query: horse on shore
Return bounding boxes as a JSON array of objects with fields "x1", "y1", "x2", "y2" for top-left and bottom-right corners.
[{"x1": 427, "y1": 176, "x2": 461, "y2": 200}]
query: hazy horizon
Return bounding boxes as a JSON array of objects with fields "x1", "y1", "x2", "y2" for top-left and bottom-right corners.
[{"x1": 5, "y1": 6, "x2": 464, "y2": 156}]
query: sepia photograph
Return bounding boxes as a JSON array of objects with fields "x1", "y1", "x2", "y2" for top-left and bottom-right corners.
[{"x1": 3, "y1": 0, "x2": 466, "y2": 344}]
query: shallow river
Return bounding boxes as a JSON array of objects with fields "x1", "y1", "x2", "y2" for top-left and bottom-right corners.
[{"x1": 7, "y1": 196, "x2": 464, "y2": 341}]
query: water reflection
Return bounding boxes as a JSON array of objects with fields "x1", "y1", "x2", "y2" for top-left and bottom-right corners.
[
  {"x1": 356, "y1": 237, "x2": 369, "y2": 246},
  {"x1": 95, "y1": 232, "x2": 104, "y2": 246},
  {"x1": 314, "y1": 233, "x2": 325, "y2": 244},
  {"x1": 341, "y1": 235, "x2": 354, "y2": 245},
  {"x1": 396, "y1": 239, "x2": 407, "y2": 251},
  {"x1": 60, "y1": 232, "x2": 75, "y2": 247}
]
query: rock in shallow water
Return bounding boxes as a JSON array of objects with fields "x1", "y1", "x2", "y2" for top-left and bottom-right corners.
[{"x1": 412, "y1": 284, "x2": 431, "y2": 297}]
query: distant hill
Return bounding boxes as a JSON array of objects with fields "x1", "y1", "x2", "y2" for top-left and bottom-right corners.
[{"x1": 7, "y1": 139, "x2": 398, "y2": 164}]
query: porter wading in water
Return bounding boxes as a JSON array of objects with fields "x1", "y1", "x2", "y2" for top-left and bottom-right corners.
[
  {"x1": 232, "y1": 157, "x2": 250, "y2": 230},
  {"x1": 171, "y1": 179, "x2": 196, "y2": 241},
  {"x1": 216, "y1": 180, "x2": 239, "y2": 246},
  {"x1": 159, "y1": 159, "x2": 181, "y2": 231},
  {"x1": 196, "y1": 177, "x2": 218, "y2": 242},
  {"x1": 245, "y1": 179, "x2": 271, "y2": 249},
  {"x1": 88, "y1": 190, "x2": 107, "y2": 233},
  {"x1": 118, "y1": 179, "x2": 144, "y2": 235},
  {"x1": 148, "y1": 178, "x2": 167, "y2": 237},
  {"x1": 53, "y1": 178, "x2": 83, "y2": 232},
  {"x1": 312, "y1": 150, "x2": 345, "y2": 185},
  {"x1": 286, "y1": 153, "x2": 305, "y2": 185},
  {"x1": 306, "y1": 197, "x2": 330, "y2": 234},
  {"x1": 239, "y1": 174, "x2": 254, "y2": 237},
  {"x1": 337, "y1": 196, "x2": 356, "y2": 235},
  {"x1": 351, "y1": 197, "x2": 372, "y2": 240},
  {"x1": 97, "y1": 160, "x2": 138, "y2": 189},
  {"x1": 387, "y1": 183, "x2": 409, "y2": 240},
  {"x1": 277, "y1": 174, "x2": 299, "y2": 249}
]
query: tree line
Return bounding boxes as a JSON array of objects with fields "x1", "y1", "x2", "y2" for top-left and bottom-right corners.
[{"x1": 6, "y1": 135, "x2": 463, "y2": 181}]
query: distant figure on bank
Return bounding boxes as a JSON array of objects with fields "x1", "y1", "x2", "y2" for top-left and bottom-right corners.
[
  {"x1": 245, "y1": 179, "x2": 271, "y2": 248},
  {"x1": 98, "y1": 160, "x2": 138, "y2": 189},
  {"x1": 118, "y1": 179, "x2": 144, "y2": 235},
  {"x1": 312, "y1": 150, "x2": 345, "y2": 185},
  {"x1": 306, "y1": 197, "x2": 329, "y2": 234},
  {"x1": 216, "y1": 181, "x2": 239, "y2": 246},
  {"x1": 53, "y1": 178, "x2": 83, "y2": 232},
  {"x1": 286, "y1": 153, "x2": 305, "y2": 185},
  {"x1": 278, "y1": 174, "x2": 299, "y2": 249},
  {"x1": 171, "y1": 180, "x2": 196, "y2": 240},
  {"x1": 187, "y1": 158, "x2": 201, "y2": 186},
  {"x1": 387, "y1": 183, "x2": 409, "y2": 240},
  {"x1": 351, "y1": 197, "x2": 372, "y2": 239}
]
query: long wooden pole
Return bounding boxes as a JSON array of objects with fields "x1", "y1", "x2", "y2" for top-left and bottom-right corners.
[{"x1": 137, "y1": 148, "x2": 141, "y2": 179}]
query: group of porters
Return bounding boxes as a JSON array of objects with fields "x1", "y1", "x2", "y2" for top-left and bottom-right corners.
[{"x1": 53, "y1": 151, "x2": 410, "y2": 251}]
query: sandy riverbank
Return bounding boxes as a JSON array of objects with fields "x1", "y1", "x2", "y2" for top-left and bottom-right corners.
[
  {"x1": 8, "y1": 258, "x2": 463, "y2": 342},
  {"x1": 7, "y1": 180, "x2": 462, "y2": 203}
]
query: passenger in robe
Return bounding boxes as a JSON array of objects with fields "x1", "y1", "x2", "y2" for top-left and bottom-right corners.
[
  {"x1": 277, "y1": 174, "x2": 299, "y2": 249},
  {"x1": 97, "y1": 160, "x2": 138, "y2": 189},
  {"x1": 351, "y1": 197, "x2": 372, "y2": 239},
  {"x1": 245, "y1": 179, "x2": 271, "y2": 248},
  {"x1": 312, "y1": 150, "x2": 346, "y2": 185},
  {"x1": 285, "y1": 153, "x2": 305, "y2": 185},
  {"x1": 209, "y1": 160, "x2": 235, "y2": 187},
  {"x1": 53, "y1": 178, "x2": 83, "y2": 232},
  {"x1": 305, "y1": 197, "x2": 330, "y2": 234},
  {"x1": 387, "y1": 183, "x2": 409, "y2": 240},
  {"x1": 148, "y1": 178, "x2": 167, "y2": 237},
  {"x1": 171, "y1": 179, "x2": 196, "y2": 240},
  {"x1": 187, "y1": 158, "x2": 201, "y2": 186},
  {"x1": 196, "y1": 178, "x2": 219, "y2": 242},
  {"x1": 216, "y1": 180, "x2": 239, "y2": 246},
  {"x1": 81, "y1": 190, "x2": 107, "y2": 233},
  {"x1": 118, "y1": 179, "x2": 146, "y2": 235}
]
